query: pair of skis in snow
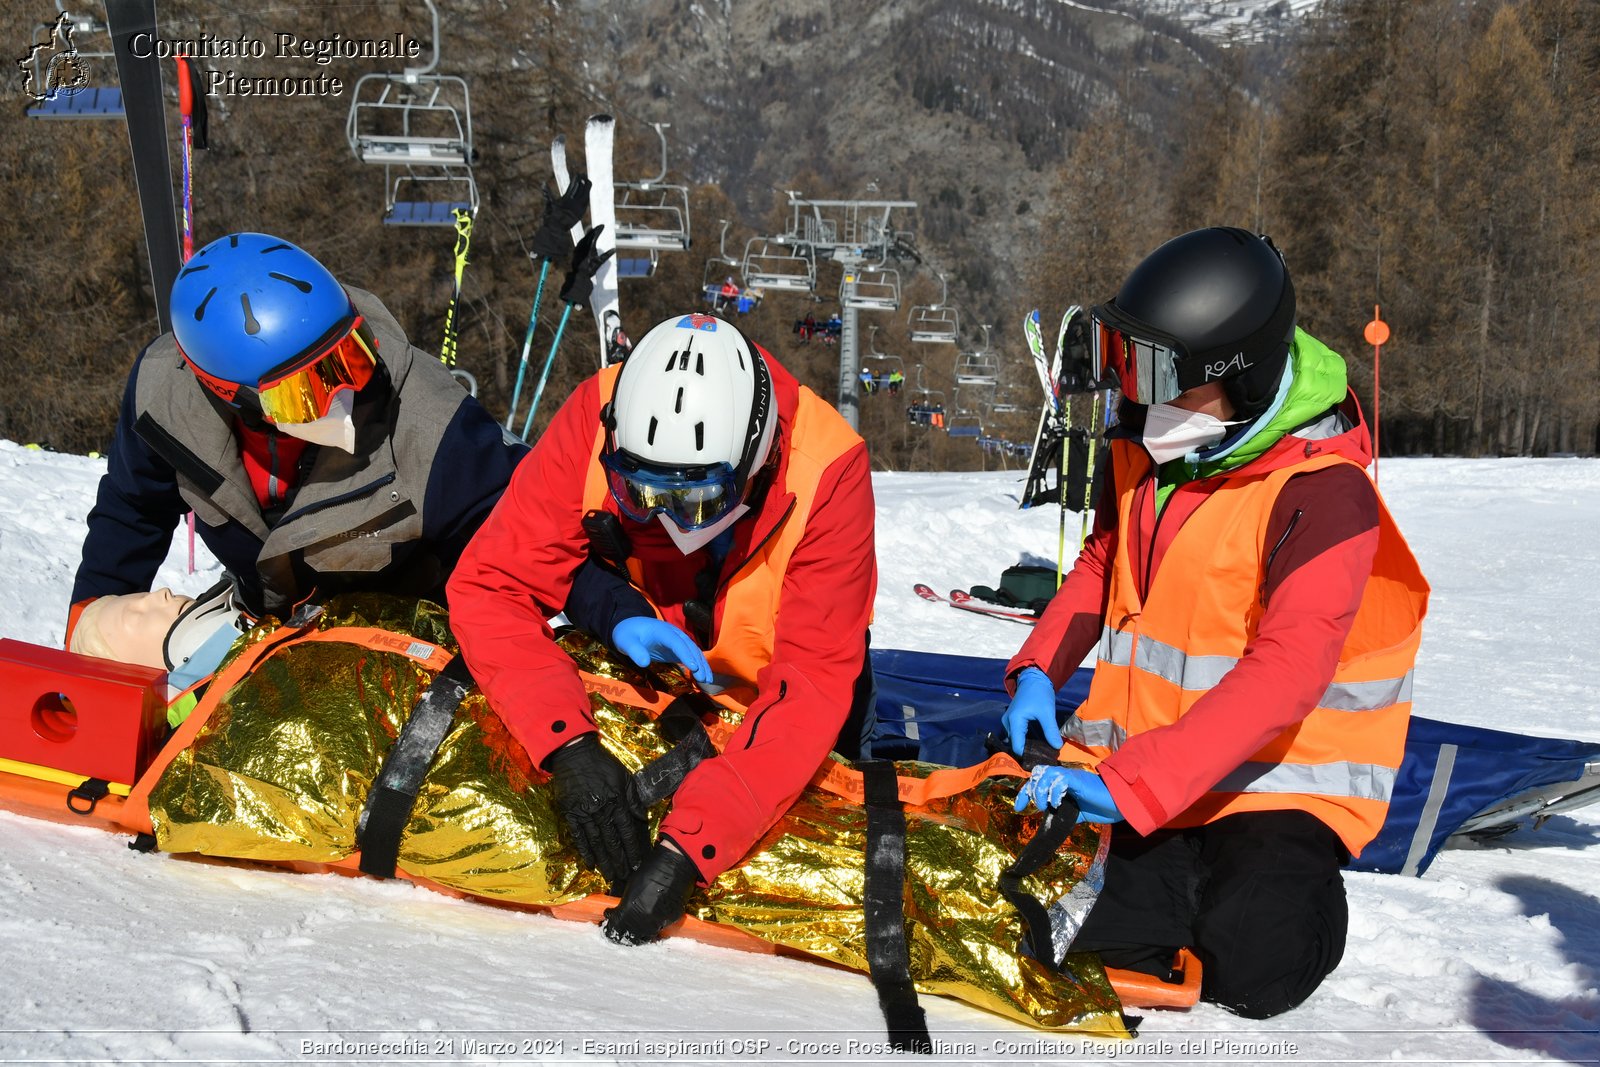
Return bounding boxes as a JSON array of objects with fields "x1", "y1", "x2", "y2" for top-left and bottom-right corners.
[{"x1": 913, "y1": 584, "x2": 1038, "y2": 626}]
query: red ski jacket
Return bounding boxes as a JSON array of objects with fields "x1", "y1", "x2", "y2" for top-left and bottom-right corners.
[{"x1": 448, "y1": 350, "x2": 876, "y2": 881}]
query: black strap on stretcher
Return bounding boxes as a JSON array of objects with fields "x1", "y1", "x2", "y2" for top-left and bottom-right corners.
[
  {"x1": 359, "y1": 658, "x2": 719, "y2": 876},
  {"x1": 997, "y1": 803, "x2": 1078, "y2": 966},
  {"x1": 858, "y1": 759, "x2": 932, "y2": 1055},
  {"x1": 631, "y1": 692, "x2": 718, "y2": 808},
  {"x1": 357, "y1": 654, "x2": 476, "y2": 878}
]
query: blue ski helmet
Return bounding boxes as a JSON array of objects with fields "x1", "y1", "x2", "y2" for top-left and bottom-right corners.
[{"x1": 170, "y1": 233, "x2": 355, "y2": 392}]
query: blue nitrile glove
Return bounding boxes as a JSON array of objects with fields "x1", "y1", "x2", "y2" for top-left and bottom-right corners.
[
  {"x1": 1003, "y1": 667, "x2": 1064, "y2": 756},
  {"x1": 1013, "y1": 765, "x2": 1124, "y2": 824},
  {"x1": 611, "y1": 616, "x2": 713, "y2": 684}
]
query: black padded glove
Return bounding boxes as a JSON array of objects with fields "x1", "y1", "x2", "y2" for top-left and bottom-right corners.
[
  {"x1": 559, "y1": 224, "x2": 615, "y2": 305},
  {"x1": 544, "y1": 733, "x2": 647, "y2": 890},
  {"x1": 602, "y1": 840, "x2": 699, "y2": 946},
  {"x1": 529, "y1": 177, "x2": 591, "y2": 262}
]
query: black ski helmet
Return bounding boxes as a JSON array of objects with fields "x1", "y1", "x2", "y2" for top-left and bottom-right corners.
[{"x1": 1093, "y1": 227, "x2": 1296, "y2": 417}]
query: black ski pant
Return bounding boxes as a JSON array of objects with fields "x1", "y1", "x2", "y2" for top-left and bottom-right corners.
[{"x1": 1069, "y1": 809, "x2": 1349, "y2": 1019}]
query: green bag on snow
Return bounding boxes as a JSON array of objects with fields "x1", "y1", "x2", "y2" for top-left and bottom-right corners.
[{"x1": 969, "y1": 564, "x2": 1059, "y2": 615}]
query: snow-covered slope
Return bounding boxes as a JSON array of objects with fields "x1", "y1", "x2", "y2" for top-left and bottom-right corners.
[{"x1": 1, "y1": 441, "x2": 1597, "y2": 1062}]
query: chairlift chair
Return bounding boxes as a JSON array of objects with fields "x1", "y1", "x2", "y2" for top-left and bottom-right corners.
[
  {"x1": 742, "y1": 237, "x2": 816, "y2": 293},
  {"x1": 954, "y1": 323, "x2": 1000, "y2": 385},
  {"x1": 906, "y1": 364, "x2": 947, "y2": 427},
  {"x1": 613, "y1": 123, "x2": 691, "y2": 252},
  {"x1": 25, "y1": 4, "x2": 124, "y2": 119},
  {"x1": 946, "y1": 413, "x2": 984, "y2": 438},
  {"x1": 345, "y1": 0, "x2": 478, "y2": 226},
  {"x1": 953, "y1": 384, "x2": 996, "y2": 421},
  {"x1": 702, "y1": 220, "x2": 744, "y2": 307},
  {"x1": 383, "y1": 171, "x2": 478, "y2": 226},
  {"x1": 615, "y1": 249, "x2": 660, "y2": 281},
  {"x1": 863, "y1": 326, "x2": 905, "y2": 391},
  {"x1": 907, "y1": 273, "x2": 960, "y2": 344},
  {"x1": 990, "y1": 384, "x2": 1022, "y2": 414},
  {"x1": 840, "y1": 265, "x2": 901, "y2": 312}
]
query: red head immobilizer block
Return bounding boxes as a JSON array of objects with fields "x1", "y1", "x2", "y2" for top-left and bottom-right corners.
[{"x1": 0, "y1": 638, "x2": 168, "y2": 786}]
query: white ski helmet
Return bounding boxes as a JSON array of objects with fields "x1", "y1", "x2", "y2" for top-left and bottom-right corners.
[{"x1": 602, "y1": 313, "x2": 777, "y2": 553}]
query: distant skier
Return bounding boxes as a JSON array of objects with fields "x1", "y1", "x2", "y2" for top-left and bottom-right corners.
[
  {"x1": 70, "y1": 232, "x2": 526, "y2": 632},
  {"x1": 448, "y1": 312, "x2": 877, "y2": 947},
  {"x1": 1002, "y1": 227, "x2": 1429, "y2": 1018}
]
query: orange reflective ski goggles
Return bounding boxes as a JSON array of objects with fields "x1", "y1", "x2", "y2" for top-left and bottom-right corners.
[{"x1": 184, "y1": 318, "x2": 379, "y2": 425}]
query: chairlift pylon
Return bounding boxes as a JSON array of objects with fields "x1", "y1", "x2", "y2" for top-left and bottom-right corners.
[
  {"x1": 613, "y1": 122, "x2": 691, "y2": 252},
  {"x1": 25, "y1": 3, "x2": 124, "y2": 119},
  {"x1": 345, "y1": 0, "x2": 478, "y2": 226},
  {"x1": 908, "y1": 272, "x2": 961, "y2": 344}
]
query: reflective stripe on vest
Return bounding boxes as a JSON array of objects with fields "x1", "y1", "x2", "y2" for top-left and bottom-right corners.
[
  {"x1": 1214, "y1": 760, "x2": 1396, "y2": 803},
  {"x1": 580, "y1": 363, "x2": 861, "y2": 709},
  {"x1": 1097, "y1": 623, "x2": 1415, "y2": 708},
  {"x1": 1072, "y1": 437, "x2": 1429, "y2": 854}
]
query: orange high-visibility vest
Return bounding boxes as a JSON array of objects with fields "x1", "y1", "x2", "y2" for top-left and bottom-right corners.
[
  {"x1": 580, "y1": 364, "x2": 862, "y2": 711},
  {"x1": 1069, "y1": 439, "x2": 1429, "y2": 855}
]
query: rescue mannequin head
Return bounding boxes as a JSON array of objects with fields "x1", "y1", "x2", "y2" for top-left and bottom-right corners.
[{"x1": 70, "y1": 589, "x2": 194, "y2": 669}]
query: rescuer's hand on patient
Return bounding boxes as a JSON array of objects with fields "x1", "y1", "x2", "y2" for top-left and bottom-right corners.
[
  {"x1": 544, "y1": 733, "x2": 648, "y2": 889},
  {"x1": 1014, "y1": 765, "x2": 1124, "y2": 824},
  {"x1": 611, "y1": 616, "x2": 713, "y2": 684},
  {"x1": 602, "y1": 838, "x2": 699, "y2": 946},
  {"x1": 1003, "y1": 667, "x2": 1064, "y2": 756}
]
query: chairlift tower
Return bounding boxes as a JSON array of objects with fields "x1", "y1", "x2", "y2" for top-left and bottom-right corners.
[{"x1": 781, "y1": 193, "x2": 917, "y2": 431}]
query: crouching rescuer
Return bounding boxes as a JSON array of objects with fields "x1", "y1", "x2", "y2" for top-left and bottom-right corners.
[
  {"x1": 448, "y1": 313, "x2": 877, "y2": 945},
  {"x1": 1002, "y1": 227, "x2": 1430, "y2": 1017}
]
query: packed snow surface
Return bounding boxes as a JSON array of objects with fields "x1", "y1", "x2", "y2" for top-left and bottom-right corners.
[{"x1": 1, "y1": 441, "x2": 1597, "y2": 1064}]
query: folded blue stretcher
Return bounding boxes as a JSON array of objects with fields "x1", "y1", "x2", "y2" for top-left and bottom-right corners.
[{"x1": 866, "y1": 648, "x2": 1600, "y2": 876}]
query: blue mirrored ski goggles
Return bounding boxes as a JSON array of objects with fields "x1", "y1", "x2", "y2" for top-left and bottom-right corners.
[{"x1": 601, "y1": 451, "x2": 741, "y2": 531}]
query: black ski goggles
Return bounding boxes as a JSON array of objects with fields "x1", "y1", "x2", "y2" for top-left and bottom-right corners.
[{"x1": 1088, "y1": 302, "x2": 1189, "y2": 406}]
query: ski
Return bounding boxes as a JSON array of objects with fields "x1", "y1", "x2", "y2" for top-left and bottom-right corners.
[
  {"x1": 1052, "y1": 305, "x2": 1079, "y2": 396},
  {"x1": 949, "y1": 589, "x2": 1040, "y2": 619},
  {"x1": 550, "y1": 135, "x2": 587, "y2": 246},
  {"x1": 107, "y1": 0, "x2": 182, "y2": 332},
  {"x1": 584, "y1": 114, "x2": 627, "y2": 366},
  {"x1": 1025, "y1": 308, "x2": 1054, "y2": 409},
  {"x1": 913, "y1": 584, "x2": 1036, "y2": 626}
]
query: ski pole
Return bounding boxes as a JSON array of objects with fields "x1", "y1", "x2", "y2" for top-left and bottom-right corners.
[
  {"x1": 177, "y1": 57, "x2": 206, "y2": 575},
  {"x1": 439, "y1": 209, "x2": 474, "y2": 367},
  {"x1": 505, "y1": 259, "x2": 552, "y2": 431},
  {"x1": 1056, "y1": 412, "x2": 1069, "y2": 588},
  {"x1": 1079, "y1": 390, "x2": 1106, "y2": 548},
  {"x1": 519, "y1": 302, "x2": 575, "y2": 441},
  {"x1": 519, "y1": 223, "x2": 613, "y2": 441},
  {"x1": 509, "y1": 177, "x2": 593, "y2": 433}
]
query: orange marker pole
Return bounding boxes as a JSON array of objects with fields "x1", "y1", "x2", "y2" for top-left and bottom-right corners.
[{"x1": 1363, "y1": 307, "x2": 1390, "y2": 484}]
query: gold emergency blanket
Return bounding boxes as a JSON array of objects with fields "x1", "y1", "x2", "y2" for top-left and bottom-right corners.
[{"x1": 147, "y1": 595, "x2": 1126, "y2": 1036}]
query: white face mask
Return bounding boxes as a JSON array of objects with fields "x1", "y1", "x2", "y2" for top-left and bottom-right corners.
[
  {"x1": 659, "y1": 503, "x2": 749, "y2": 555},
  {"x1": 1141, "y1": 402, "x2": 1241, "y2": 466},
  {"x1": 274, "y1": 391, "x2": 357, "y2": 454}
]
